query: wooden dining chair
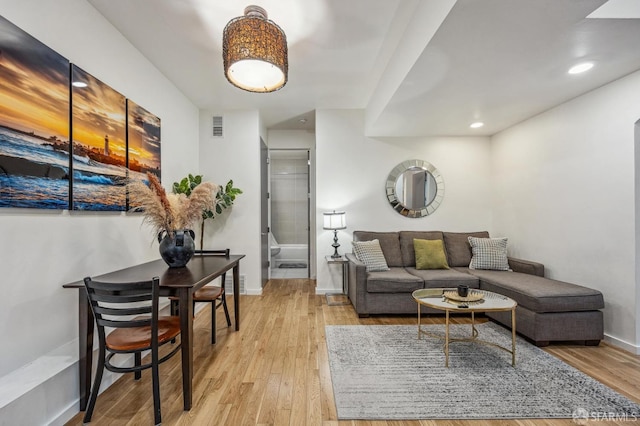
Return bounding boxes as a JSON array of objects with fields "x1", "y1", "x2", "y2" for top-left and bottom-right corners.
[
  {"x1": 170, "y1": 249, "x2": 232, "y2": 344},
  {"x1": 83, "y1": 276, "x2": 182, "y2": 425}
]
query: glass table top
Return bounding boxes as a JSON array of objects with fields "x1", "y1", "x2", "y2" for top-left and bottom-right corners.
[{"x1": 412, "y1": 288, "x2": 517, "y2": 311}]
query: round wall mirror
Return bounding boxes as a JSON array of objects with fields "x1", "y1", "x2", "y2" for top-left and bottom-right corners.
[{"x1": 385, "y1": 159, "x2": 444, "y2": 218}]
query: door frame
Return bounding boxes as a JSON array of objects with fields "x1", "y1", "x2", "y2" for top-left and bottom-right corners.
[
  {"x1": 268, "y1": 148, "x2": 312, "y2": 279},
  {"x1": 260, "y1": 137, "x2": 269, "y2": 287}
]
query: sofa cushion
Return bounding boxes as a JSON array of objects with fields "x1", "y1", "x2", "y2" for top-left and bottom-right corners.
[
  {"x1": 468, "y1": 269, "x2": 605, "y2": 313},
  {"x1": 468, "y1": 236, "x2": 510, "y2": 271},
  {"x1": 442, "y1": 231, "x2": 490, "y2": 267},
  {"x1": 399, "y1": 231, "x2": 443, "y2": 266},
  {"x1": 352, "y1": 239, "x2": 389, "y2": 272},
  {"x1": 353, "y1": 231, "x2": 403, "y2": 267},
  {"x1": 406, "y1": 267, "x2": 479, "y2": 289},
  {"x1": 366, "y1": 267, "x2": 424, "y2": 293},
  {"x1": 414, "y1": 239, "x2": 449, "y2": 270}
]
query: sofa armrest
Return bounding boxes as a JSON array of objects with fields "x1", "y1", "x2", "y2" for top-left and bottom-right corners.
[
  {"x1": 346, "y1": 252, "x2": 367, "y2": 314},
  {"x1": 508, "y1": 257, "x2": 544, "y2": 277}
]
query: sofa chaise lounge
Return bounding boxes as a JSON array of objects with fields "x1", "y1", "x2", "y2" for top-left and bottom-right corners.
[{"x1": 345, "y1": 230, "x2": 604, "y2": 346}]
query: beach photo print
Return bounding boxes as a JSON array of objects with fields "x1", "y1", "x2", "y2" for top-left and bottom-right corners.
[
  {"x1": 0, "y1": 15, "x2": 71, "y2": 209},
  {"x1": 70, "y1": 65, "x2": 127, "y2": 211}
]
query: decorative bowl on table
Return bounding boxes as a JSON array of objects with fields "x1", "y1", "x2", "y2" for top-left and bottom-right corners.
[{"x1": 443, "y1": 290, "x2": 484, "y2": 302}]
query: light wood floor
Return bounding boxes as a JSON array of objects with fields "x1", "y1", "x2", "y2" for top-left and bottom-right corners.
[{"x1": 65, "y1": 279, "x2": 640, "y2": 426}]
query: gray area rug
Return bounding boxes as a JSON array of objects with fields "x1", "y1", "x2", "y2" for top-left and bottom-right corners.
[{"x1": 325, "y1": 323, "x2": 640, "y2": 420}]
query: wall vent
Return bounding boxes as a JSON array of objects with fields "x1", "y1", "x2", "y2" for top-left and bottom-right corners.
[
  {"x1": 212, "y1": 115, "x2": 223, "y2": 138},
  {"x1": 224, "y1": 272, "x2": 246, "y2": 294}
]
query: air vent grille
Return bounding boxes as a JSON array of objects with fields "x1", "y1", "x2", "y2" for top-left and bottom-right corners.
[
  {"x1": 212, "y1": 115, "x2": 223, "y2": 137},
  {"x1": 224, "y1": 272, "x2": 245, "y2": 294}
]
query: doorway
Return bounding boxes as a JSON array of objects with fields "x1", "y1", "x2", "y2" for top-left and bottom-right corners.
[{"x1": 269, "y1": 149, "x2": 310, "y2": 279}]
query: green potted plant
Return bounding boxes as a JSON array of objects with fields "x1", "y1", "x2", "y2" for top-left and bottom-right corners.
[{"x1": 173, "y1": 174, "x2": 243, "y2": 250}]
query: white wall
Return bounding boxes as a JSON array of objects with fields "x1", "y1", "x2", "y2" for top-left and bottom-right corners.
[
  {"x1": 268, "y1": 129, "x2": 315, "y2": 150},
  {"x1": 492, "y1": 70, "x2": 640, "y2": 352},
  {"x1": 0, "y1": 0, "x2": 199, "y2": 423},
  {"x1": 198, "y1": 110, "x2": 262, "y2": 295},
  {"x1": 315, "y1": 109, "x2": 493, "y2": 292}
]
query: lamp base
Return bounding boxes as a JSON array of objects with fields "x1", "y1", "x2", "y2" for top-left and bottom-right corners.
[{"x1": 331, "y1": 230, "x2": 341, "y2": 258}]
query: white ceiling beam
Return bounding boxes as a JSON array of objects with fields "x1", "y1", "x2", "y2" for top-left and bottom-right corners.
[
  {"x1": 587, "y1": 0, "x2": 640, "y2": 18},
  {"x1": 364, "y1": 0, "x2": 457, "y2": 136}
]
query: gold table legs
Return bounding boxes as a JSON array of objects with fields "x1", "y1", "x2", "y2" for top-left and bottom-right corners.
[{"x1": 417, "y1": 305, "x2": 516, "y2": 367}]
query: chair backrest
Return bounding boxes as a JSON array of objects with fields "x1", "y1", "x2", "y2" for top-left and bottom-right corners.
[
  {"x1": 83, "y1": 277, "x2": 161, "y2": 350},
  {"x1": 195, "y1": 249, "x2": 230, "y2": 257}
]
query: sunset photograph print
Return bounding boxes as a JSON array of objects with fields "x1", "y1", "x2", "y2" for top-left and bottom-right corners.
[
  {"x1": 71, "y1": 65, "x2": 126, "y2": 211},
  {"x1": 0, "y1": 15, "x2": 70, "y2": 209},
  {"x1": 127, "y1": 99, "x2": 161, "y2": 210}
]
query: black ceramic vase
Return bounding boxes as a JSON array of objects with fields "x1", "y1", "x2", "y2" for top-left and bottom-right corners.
[{"x1": 158, "y1": 229, "x2": 195, "y2": 268}]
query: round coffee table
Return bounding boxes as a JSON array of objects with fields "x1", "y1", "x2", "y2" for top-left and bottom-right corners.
[{"x1": 412, "y1": 288, "x2": 517, "y2": 367}]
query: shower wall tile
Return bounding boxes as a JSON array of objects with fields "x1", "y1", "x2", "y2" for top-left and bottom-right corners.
[{"x1": 271, "y1": 156, "x2": 309, "y2": 245}]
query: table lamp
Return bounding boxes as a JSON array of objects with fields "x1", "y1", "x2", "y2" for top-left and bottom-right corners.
[{"x1": 323, "y1": 211, "x2": 347, "y2": 258}]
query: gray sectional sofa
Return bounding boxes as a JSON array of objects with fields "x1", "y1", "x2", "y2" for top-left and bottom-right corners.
[{"x1": 345, "y1": 230, "x2": 604, "y2": 346}]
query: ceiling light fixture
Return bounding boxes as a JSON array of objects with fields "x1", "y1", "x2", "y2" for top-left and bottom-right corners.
[
  {"x1": 72, "y1": 81, "x2": 87, "y2": 88},
  {"x1": 223, "y1": 5, "x2": 288, "y2": 93},
  {"x1": 568, "y1": 62, "x2": 594, "y2": 74},
  {"x1": 470, "y1": 122, "x2": 484, "y2": 129}
]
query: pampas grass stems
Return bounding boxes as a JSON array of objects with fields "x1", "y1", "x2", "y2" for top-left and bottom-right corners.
[{"x1": 128, "y1": 172, "x2": 218, "y2": 237}]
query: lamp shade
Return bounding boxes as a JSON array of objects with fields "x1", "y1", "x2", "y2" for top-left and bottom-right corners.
[
  {"x1": 223, "y1": 5, "x2": 288, "y2": 93},
  {"x1": 323, "y1": 211, "x2": 347, "y2": 230}
]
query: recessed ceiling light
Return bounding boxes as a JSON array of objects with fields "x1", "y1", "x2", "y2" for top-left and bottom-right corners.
[
  {"x1": 298, "y1": 118, "x2": 307, "y2": 124},
  {"x1": 470, "y1": 122, "x2": 484, "y2": 129},
  {"x1": 72, "y1": 81, "x2": 88, "y2": 88},
  {"x1": 568, "y1": 62, "x2": 594, "y2": 74}
]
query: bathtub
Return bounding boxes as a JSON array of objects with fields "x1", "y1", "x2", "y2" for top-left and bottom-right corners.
[{"x1": 273, "y1": 244, "x2": 308, "y2": 267}]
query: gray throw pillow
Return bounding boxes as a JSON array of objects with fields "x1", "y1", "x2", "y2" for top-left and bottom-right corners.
[
  {"x1": 468, "y1": 236, "x2": 510, "y2": 271},
  {"x1": 352, "y1": 239, "x2": 390, "y2": 272}
]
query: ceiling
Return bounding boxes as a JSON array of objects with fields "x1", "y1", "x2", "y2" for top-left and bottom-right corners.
[{"x1": 87, "y1": 0, "x2": 640, "y2": 137}]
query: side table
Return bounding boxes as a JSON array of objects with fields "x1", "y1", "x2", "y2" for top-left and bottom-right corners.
[{"x1": 325, "y1": 255, "x2": 349, "y2": 294}]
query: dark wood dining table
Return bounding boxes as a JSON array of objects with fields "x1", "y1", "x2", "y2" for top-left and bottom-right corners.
[{"x1": 62, "y1": 253, "x2": 245, "y2": 411}]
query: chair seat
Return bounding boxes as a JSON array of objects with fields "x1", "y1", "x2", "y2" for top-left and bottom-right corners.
[
  {"x1": 106, "y1": 316, "x2": 181, "y2": 351},
  {"x1": 193, "y1": 286, "x2": 224, "y2": 300}
]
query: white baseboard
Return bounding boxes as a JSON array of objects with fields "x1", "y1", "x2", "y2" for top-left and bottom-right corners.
[
  {"x1": 0, "y1": 301, "x2": 179, "y2": 425},
  {"x1": 0, "y1": 360, "x2": 81, "y2": 426},
  {"x1": 0, "y1": 340, "x2": 76, "y2": 410},
  {"x1": 603, "y1": 333, "x2": 640, "y2": 355},
  {"x1": 49, "y1": 400, "x2": 82, "y2": 426}
]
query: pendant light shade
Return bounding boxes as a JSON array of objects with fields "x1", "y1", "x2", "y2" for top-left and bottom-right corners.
[{"x1": 223, "y1": 5, "x2": 288, "y2": 93}]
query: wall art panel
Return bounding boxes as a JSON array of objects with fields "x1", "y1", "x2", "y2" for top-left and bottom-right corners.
[
  {"x1": 71, "y1": 65, "x2": 126, "y2": 211},
  {"x1": 126, "y1": 99, "x2": 161, "y2": 210},
  {"x1": 0, "y1": 15, "x2": 70, "y2": 209}
]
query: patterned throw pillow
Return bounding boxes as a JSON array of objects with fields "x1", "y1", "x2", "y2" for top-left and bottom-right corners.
[
  {"x1": 468, "y1": 236, "x2": 510, "y2": 271},
  {"x1": 352, "y1": 239, "x2": 390, "y2": 272}
]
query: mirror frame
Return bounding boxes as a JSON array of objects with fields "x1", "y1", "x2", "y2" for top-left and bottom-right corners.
[{"x1": 385, "y1": 159, "x2": 445, "y2": 218}]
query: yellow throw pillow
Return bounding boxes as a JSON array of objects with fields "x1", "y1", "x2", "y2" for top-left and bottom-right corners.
[{"x1": 414, "y1": 238, "x2": 450, "y2": 270}]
